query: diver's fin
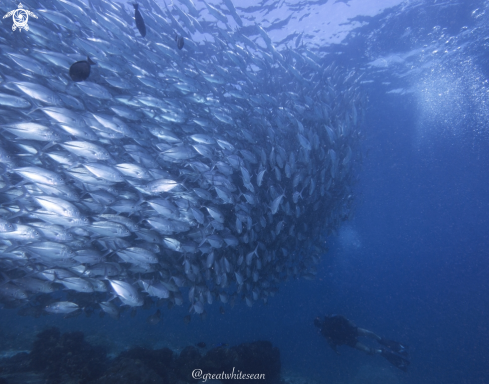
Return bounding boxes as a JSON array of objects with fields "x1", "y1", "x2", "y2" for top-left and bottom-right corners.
[
  {"x1": 381, "y1": 348, "x2": 410, "y2": 371},
  {"x1": 378, "y1": 338, "x2": 408, "y2": 355}
]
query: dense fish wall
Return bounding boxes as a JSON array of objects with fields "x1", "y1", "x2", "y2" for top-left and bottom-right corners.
[{"x1": 0, "y1": 0, "x2": 364, "y2": 317}]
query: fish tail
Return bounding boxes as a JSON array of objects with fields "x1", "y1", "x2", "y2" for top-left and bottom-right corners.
[
  {"x1": 40, "y1": 142, "x2": 56, "y2": 152},
  {"x1": 26, "y1": 101, "x2": 41, "y2": 116}
]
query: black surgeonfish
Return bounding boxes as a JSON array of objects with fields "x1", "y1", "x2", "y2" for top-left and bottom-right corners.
[
  {"x1": 69, "y1": 56, "x2": 95, "y2": 82},
  {"x1": 133, "y1": 3, "x2": 146, "y2": 37},
  {"x1": 176, "y1": 34, "x2": 184, "y2": 50}
]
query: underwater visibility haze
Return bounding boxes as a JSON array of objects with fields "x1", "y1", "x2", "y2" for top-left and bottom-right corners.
[{"x1": 0, "y1": 0, "x2": 488, "y2": 383}]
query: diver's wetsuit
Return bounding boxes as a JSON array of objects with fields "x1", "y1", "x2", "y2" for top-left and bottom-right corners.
[
  {"x1": 315, "y1": 315, "x2": 374, "y2": 352},
  {"x1": 314, "y1": 314, "x2": 410, "y2": 371},
  {"x1": 319, "y1": 315, "x2": 358, "y2": 348}
]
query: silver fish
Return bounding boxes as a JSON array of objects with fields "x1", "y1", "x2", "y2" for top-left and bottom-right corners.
[
  {"x1": 4, "y1": 123, "x2": 60, "y2": 141},
  {"x1": 45, "y1": 301, "x2": 79, "y2": 314},
  {"x1": 109, "y1": 280, "x2": 143, "y2": 307},
  {"x1": 0, "y1": 0, "x2": 363, "y2": 317}
]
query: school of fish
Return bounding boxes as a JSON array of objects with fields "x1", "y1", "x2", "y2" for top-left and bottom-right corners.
[{"x1": 0, "y1": 0, "x2": 364, "y2": 318}]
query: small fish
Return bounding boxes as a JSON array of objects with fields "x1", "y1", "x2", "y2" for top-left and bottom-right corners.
[
  {"x1": 176, "y1": 34, "x2": 184, "y2": 50},
  {"x1": 69, "y1": 56, "x2": 95, "y2": 82},
  {"x1": 219, "y1": 306, "x2": 225, "y2": 314},
  {"x1": 196, "y1": 342, "x2": 206, "y2": 348},
  {"x1": 147, "y1": 309, "x2": 161, "y2": 324},
  {"x1": 183, "y1": 314, "x2": 191, "y2": 324},
  {"x1": 109, "y1": 279, "x2": 143, "y2": 307},
  {"x1": 45, "y1": 301, "x2": 79, "y2": 314},
  {"x1": 214, "y1": 342, "x2": 228, "y2": 348},
  {"x1": 134, "y1": 4, "x2": 146, "y2": 37},
  {"x1": 99, "y1": 301, "x2": 120, "y2": 319}
]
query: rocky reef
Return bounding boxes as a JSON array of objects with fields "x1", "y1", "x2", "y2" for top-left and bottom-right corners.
[{"x1": 0, "y1": 328, "x2": 282, "y2": 384}]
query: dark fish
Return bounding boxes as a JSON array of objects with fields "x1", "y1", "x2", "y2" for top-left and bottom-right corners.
[
  {"x1": 176, "y1": 35, "x2": 184, "y2": 50},
  {"x1": 183, "y1": 314, "x2": 191, "y2": 324},
  {"x1": 69, "y1": 56, "x2": 95, "y2": 82},
  {"x1": 146, "y1": 309, "x2": 161, "y2": 324},
  {"x1": 133, "y1": 4, "x2": 146, "y2": 37},
  {"x1": 196, "y1": 342, "x2": 206, "y2": 348},
  {"x1": 219, "y1": 306, "x2": 225, "y2": 314}
]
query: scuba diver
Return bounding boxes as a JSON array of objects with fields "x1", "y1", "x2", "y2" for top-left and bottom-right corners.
[{"x1": 314, "y1": 315, "x2": 410, "y2": 371}]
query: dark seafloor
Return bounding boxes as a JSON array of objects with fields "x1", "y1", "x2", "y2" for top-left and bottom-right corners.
[{"x1": 1, "y1": 0, "x2": 489, "y2": 384}]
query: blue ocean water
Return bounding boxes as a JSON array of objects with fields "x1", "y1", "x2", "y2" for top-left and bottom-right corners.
[{"x1": 1, "y1": 0, "x2": 488, "y2": 383}]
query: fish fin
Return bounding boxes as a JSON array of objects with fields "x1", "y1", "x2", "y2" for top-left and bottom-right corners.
[
  {"x1": 40, "y1": 142, "x2": 56, "y2": 152},
  {"x1": 3, "y1": 243, "x2": 19, "y2": 254},
  {"x1": 128, "y1": 199, "x2": 144, "y2": 218},
  {"x1": 17, "y1": 184, "x2": 30, "y2": 200},
  {"x1": 87, "y1": 56, "x2": 96, "y2": 65},
  {"x1": 53, "y1": 271, "x2": 61, "y2": 283},
  {"x1": 137, "y1": 196, "x2": 147, "y2": 206},
  {"x1": 0, "y1": 180, "x2": 12, "y2": 193},
  {"x1": 79, "y1": 191, "x2": 89, "y2": 199},
  {"x1": 4, "y1": 198, "x2": 30, "y2": 220},
  {"x1": 102, "y1": 250, "x2": 112, "y2": 258},
  {"x1": 26, "y1": 100, "x2": 41, "y2": 116},
  {"x1": 254, "y1": 244, "x2": 259, "y2": 256}
]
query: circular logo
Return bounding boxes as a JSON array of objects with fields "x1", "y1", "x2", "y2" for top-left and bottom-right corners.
[
  {"x1": 12, "y1": 9, "x2": 28, "y2": 30},
  {"x1": 3, "y1": 4, "x2": 37, "y2": 32}
]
